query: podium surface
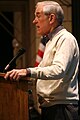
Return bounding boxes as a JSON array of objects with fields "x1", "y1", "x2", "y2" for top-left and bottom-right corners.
[{"x1": 0, "y1": 74, "x2": 29, "y2": 120}]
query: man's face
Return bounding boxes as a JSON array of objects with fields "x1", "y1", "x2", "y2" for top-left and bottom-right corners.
[{"x1": 33, "y1": 5, "x2": 51, "y2": 36}]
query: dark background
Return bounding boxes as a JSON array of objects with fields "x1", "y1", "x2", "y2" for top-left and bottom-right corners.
[{"x1": 0, "y1": 12, "x2": 14, "y2": 72}]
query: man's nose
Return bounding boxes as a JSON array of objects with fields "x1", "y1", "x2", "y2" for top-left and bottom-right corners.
[
  {"x1": 33, "y1": 19, "x2": 36, "y2": 24},
  {"x1": 33, "y1": 17, "x2": 37, "y2": 24},
  {"x1": 33, "y1": 19, "x2": 35, "y2": 24}
]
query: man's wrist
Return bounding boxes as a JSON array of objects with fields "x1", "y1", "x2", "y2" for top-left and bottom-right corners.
[{"x1": 26, "y1": 68, "x2": 31, "y2": 77}]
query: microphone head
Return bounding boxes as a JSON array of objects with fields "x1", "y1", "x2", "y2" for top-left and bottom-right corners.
[
  {"x1": 18, "y1": 48, "x2": 26, "y2": 55},
  {"x1": 17, "y1": 48, "x2": 26, "y2": 57}
]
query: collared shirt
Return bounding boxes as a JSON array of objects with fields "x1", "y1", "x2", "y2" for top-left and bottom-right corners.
[
  {"x1": 29, "y1": 26, "x2": 79, "y2": 107},
  {"x1": 48, "y1": 25, "x2": 64, "y2": 40}
]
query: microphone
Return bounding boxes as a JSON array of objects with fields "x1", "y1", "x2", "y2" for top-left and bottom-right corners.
[{"x1": 3, "y1": 48, "x2": 26, "y2": 72}]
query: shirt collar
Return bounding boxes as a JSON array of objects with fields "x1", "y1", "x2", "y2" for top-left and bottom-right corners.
[
  {"x1": 48, "y1": 25, "x2": 64, "y2": 40},
  {"x1": 42, "y1": 25, "x2": 64, "y2": 44}
]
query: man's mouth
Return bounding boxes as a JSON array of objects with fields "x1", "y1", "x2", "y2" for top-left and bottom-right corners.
[
  {"x1": 36, "y1": 26, "x2": 40, "y2": 28},
  {"x1": 36, "y1": 26, "x2": 40, "y2": 31}
]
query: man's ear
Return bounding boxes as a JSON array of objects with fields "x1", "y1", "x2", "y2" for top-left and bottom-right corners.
[{"x1": 49, "y1": 14, "x2": 56, "y2": 24}]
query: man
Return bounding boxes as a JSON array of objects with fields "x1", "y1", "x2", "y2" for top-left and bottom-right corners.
[{"x1": 4, "y1": 1, "x2": 79, "y2": 120}]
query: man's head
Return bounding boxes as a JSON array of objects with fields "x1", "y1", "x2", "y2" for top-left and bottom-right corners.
[{"x1": 33, "y1": 1, "x2": 64, "y2": 36}]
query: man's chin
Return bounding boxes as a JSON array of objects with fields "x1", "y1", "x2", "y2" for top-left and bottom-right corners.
[
  {"x1": 37, "y1": 32, "x2": 42, "y2": 36},
  {"x1": 37, "y1": 32, "x2": 45, "y2": 36}
]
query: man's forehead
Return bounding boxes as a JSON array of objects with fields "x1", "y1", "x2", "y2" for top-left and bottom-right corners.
[
  {"x1": 35, "y1": 5, "x2": 43, "y2": 14},
  {"x1": 35, "y1": 8, "x2": 43, "y2": 14}
]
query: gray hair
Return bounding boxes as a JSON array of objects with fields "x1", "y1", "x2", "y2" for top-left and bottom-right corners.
[{"x1": 36, "y1": 1, "x2": 64, "y2": 25}]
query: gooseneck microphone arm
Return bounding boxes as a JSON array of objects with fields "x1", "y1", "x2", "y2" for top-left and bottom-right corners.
[{"x1": 3, "y1": 48, "x2": 26, "y2": 72}]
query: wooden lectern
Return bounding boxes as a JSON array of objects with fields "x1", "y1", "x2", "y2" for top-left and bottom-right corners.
[{"x1": 0, "y1": 73, "x2": 29, "y2": 120}]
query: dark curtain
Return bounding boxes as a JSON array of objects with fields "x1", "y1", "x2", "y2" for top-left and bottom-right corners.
[
  {"x1": 72, "y1": 0, "x2": 80, "y2": 47},
  {"x1": 0, "y1": 12, "x2": 14, "y2": 72},
  {"x1": 72, "y1": 0, "x2": 80, "y2": 116}
]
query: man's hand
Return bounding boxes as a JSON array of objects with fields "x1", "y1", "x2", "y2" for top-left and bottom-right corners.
[{"x1": 4, "y1": 69, "x2": 27, "y2": 81}]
